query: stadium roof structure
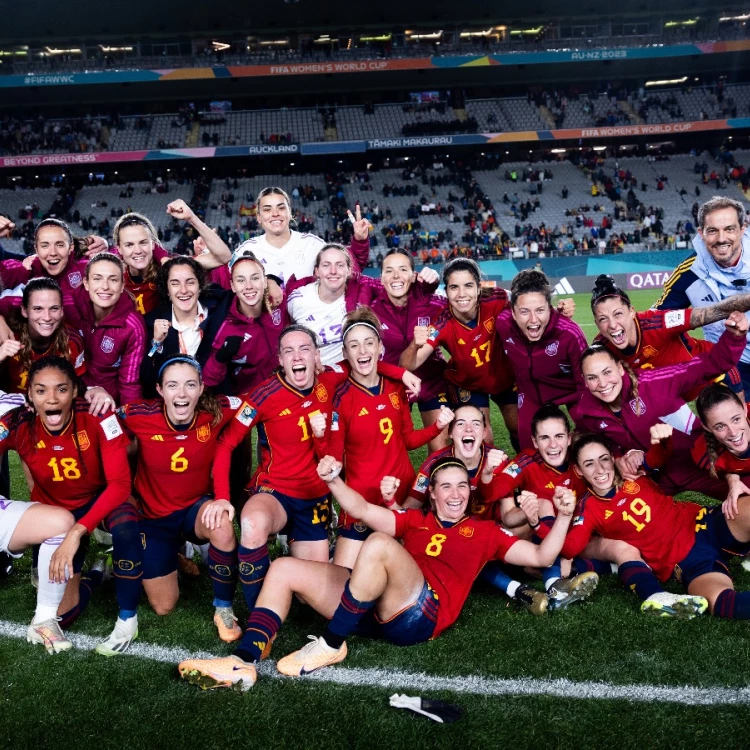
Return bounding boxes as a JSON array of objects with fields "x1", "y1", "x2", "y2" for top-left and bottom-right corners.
[{"x1": 1, "y1": 0, "x2": 725, "y2": 41}]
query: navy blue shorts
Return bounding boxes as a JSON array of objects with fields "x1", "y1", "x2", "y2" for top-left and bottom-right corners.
[
  {"x1": 674, "y1": 506, "x2": 750, "y2": 588},
  {"x1": 139, "y1": 497, "x2": 207, "y2": 580},
  {"x1": 337, "y1": 518, "x2": 372, "y2": 542},
  {"x1": 252, "y1": 486, "x2": 330, "y2": 544},
  {"x1": 357, "y1": 580, "x2": 439, "y2": 646},
  {"x1": 417, "y1": 391, "x2": 451, "y2": 413}
]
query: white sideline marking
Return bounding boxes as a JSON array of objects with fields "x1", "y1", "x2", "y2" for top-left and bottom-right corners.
[{"x1": 2, "y1": 618, "x2": 749, "y2": 705}]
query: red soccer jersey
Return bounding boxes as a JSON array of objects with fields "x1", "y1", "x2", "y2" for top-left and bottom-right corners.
[
  {"x1": 394, "y1": 508, "x2": 519, "y2": 637},
  {"x1": 327, "y1": 376, "x2": 441, "y2": 512},
  {"x1": 0, "y1": 327, "x2": 86, "y2": 394},
  {"x1": 425, "y1": 289, "x2": 514, "y2": 394},
  {"x1": 125, "y1": 269, "x2": 161, "y2": 317},
  {"x1": 119, "y1": 395, "x2": 242, "y2": 518},
  {"x1": 551, "y1": 478, "x2": 700, "y2": 581},
  {"x1": 480, "y1": 449, "x2": 587, "y2": 512},
  {"x1": 411, "y1": 443, "x2": 494, "y2": 517},
  {"x1": 214, "y1": 371, "x2": 338, "y2": 500},
  {"x1": 0, "y1": 401, "x2": 131, "y2": 533}
]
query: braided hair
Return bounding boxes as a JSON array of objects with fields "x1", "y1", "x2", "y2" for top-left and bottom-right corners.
[
  {"x1": 26, "y1": 356, "x2": 89, "y2": 475},
  {"x1": 157, "y1": 355, "x2": 224, "y2": 427},
  {"x1": 696, "y1": 383, "x2": 745, "y2": 478}
]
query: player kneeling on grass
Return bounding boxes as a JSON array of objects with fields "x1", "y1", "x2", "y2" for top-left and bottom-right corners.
[
  {"x1": 556, "y1": 430, "x2": 750, "y2": 620},
  {"x1": 178, "y1": 455, "x2": 578, "y2": 691}
]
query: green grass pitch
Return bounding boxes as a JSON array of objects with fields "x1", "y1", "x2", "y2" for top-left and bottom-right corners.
[{"x1": 3, "y1": 288, "x2": 750, "y2": 750}]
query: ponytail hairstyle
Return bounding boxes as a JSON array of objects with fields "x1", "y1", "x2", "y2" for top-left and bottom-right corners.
[
  {"x1": 85, "y1": 251, "x2": 125, "y2": 279},
  {"x1": 34, "y1": 218, "x2": 89, "y2": 261},
  {"x1": 113, "y1": 213, "x2": 160, "y2": 283},
  {"x1": 696, "y1": 383, "x2": 746, "y2": 478},
  {"x1": 342, "y1": 306, "x2": 382, "y2": 344},
  {"x1": 580, "y1": 344, "x2": 641, "y2": 414},
  {"x1": 590, "y1": 274, "x2": 631, "y2": 313},
  {"x1": 157, "y1": 256, "x2": 206, "y2": 303},
  {"x1": 383, "y1": 247, "x2": 415, "y2": 271},
  {"x1": 510, "y1": 268, "x2": 552, "y2": 309},
  {"x1": 157, "y1": 355, "x2": 224, "y2": 427},
  {"x1": 13, "y1": 278, "x2": 70, "y2": 377},
  {"x1": 278, "y1": 324, "x2": 319, "y2": 353},
  {"x1": 256, "y1": 186, "x2": 297, "y2": 229},
  {"x1": 26, "y1": 356, "x2": 89, "y2": 475},
  {"x1": 569, "y1": 432, "x2": 623, "y2": 490}
]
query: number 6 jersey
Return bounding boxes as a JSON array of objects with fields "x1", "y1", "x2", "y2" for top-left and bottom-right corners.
[{"x1": 118, "y1": 396, "x2": 241, "y2": 518}]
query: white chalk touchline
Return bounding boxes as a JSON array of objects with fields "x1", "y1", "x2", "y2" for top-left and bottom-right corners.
[{"x1": 2, "y1": 618, "x2": 748, "y2": 705}]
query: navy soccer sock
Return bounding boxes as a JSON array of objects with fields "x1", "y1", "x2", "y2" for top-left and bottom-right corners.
[
  {"x1": 618, "y1": 560, "x2": 663, "y2": 601},
  {"x1": 59, "y1": 570, "x2": 103, "y2": 628},
  {"x1": 480, "y1": 562, "x2": 519, "y2": 597},
  {"x1": 323, "y1": 580, "x2": 376, "y2": 649},
  {"x1": 238, "y1": 544, "x2": 270, "y2": 612},
  {"x1": 572, "y1": 557, "x2": 614, "y2": 577},
  {"x1": 234, "y1": 607, "x2": 282, "y2": 663},
  {"x1": 208, "y1": 544, "x2": 238, "y2": 607},
  {"x1": 714, "y1": 589, "x2": 750, "y2": 619},
  {"x1": 108, "y1": 504, "x2": 143, "y2": 619}
]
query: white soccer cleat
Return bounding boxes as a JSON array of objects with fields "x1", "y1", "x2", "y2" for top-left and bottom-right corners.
[
  {"x1": 276, "y1": 635, "x2": 347, "y2": 677},
  {"x1": 95, "y1": 615, "x2": 139, "y2": 656},
  {"x1": 26, "y1": 617, "x2": 72, "y2": 655},
  {"x1": 641, "y1": 592, "x2": 708, "y2": 620}
]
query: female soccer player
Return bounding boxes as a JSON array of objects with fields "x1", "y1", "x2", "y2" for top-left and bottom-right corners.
[
  {"x1": 141, "y1": 257, "x2": 228, "y2": 396},
  {"x1": 233, "y1": 187, "x2": 371, "y2": 306},
  {"x1": 209, "y1": 324, "x2": 418, "y2": 621},
  {"x1": 178, "y1": 455, "x2": 578, "y2": 690},
  {"x1": 119, "y1": 356, "x2": 244, "y2": 641},
  {"x1": 0, "y1": 356, "x2": 138, "y2": 654},
  {"x1": 202, "y1": 248, "x2": 284, "y2": 395},
  {"x1": 0, "y1": 278, "x2": 86, "y2": 394},
  {"x1": 69, "y1": 253, "x2": 146, "y2": 406},
  {"x1": 326, "y1": 307, "x2": 453, "y2": 568},
  {"x1": 399, "y1": 258, "x2": 518, "y2": 445},
  {"x1": 576, "y1": 312, "x2": 748, "y2": 496},
  {"x1": 285, "y1": 243, "x2": 362, "y2": 367},
  {"x1": 361, "y1": 248, "x2": 447, "y2": 452},
  {"x1": 560, "y1": 432, "x2": 750, "y2": 621},
  {"x1": 693, "y1": 383, "x2": 750, "y2": 515},
  {"x1": 591, "y1": 274, "x2": 748, "y2": 400},
  {"x1": 496, "y1": 269, "x2": 587, "y2": 449}
]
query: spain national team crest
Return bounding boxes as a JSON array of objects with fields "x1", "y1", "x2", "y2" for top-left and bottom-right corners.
[
  {"x1": 101, "y1": 336, "x2": 115, "y2": 354},
  {"x1": 545, "y1": 341, "x2": 559, "y2": 357},
  {"x1": 417, "y1": 317, "x2": 430, "y2": 327},
  {"x1": 483, "y1": 318, "x2": 494, "y2": 334},
  {"x1": 389, "y1": 392, "x2": 401, "y2": 409},
  {"x1": 271, "y1": 308, "x2": 282, "y2": 326},
  {"x1": 459, "y1": 525, "x2": 474, "y2": 538},
  {"x1": 315, "y1": 383, "x2": 328, "y2": 403},
  {"x1": 75, "y1": 430, "x2": 90, "y2": 451},
  {"x1": 629, "y1": 397, "x2": 646, "y2": 415},
  {"x1": 642, "y1": 345, "x2": 658, "y2": 359},
  {"x1": 68, "y1": 271, "x2": 82, "y2": 288},
  {"x1": 622, "y1": 480, "x2": 641, "y2": 495},
  {"x1": 458, "y1": 389, "x2": 471, "y2": 403},
  {"x1": 196, "y1": 423, "x2": 211, "y2": 443}
]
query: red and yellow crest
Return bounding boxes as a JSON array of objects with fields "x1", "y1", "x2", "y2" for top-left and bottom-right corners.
[
  {"x1": 622, "y1": 480, "x2": 640, "y2": 495},
  {"x1": 459, "y1": 525, "x2": 474, "y2": 538},
  {"x1": 642, "y1": 345, "x2": 658, "y2": 359},
  {"x1": 483, "y1": 318, "x2": 494, "y2": 334},
  {"x1": 196, "y1": 423, "x2": 211, "y2": 443},
  {"x1": 389, "y1": 392, "x2": 401, "y2": 409},
  {"x1": 315, "y1": 383, "x2": 328, "y2": 403},
  {"x1": 75, "y1": 430, "x2": 90, "y2": 451}
]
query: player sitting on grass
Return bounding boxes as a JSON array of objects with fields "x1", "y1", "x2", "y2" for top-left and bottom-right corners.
[
  {"x1": 558, "y1": 430, "x2": 750, "y2": 620},
  {"x1": 177, "y1": 455, "x2": 578, "y2": 691}
]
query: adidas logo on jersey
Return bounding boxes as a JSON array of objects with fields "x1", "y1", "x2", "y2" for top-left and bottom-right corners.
[
  {"x1": 458, "y1": 338, "x2": 466, "y2": 345},
  {"x1": 306, "y1": 315, "x2": 315, "y2": 321},
  {"x1": 604, "y1": 510, "x2": 613, "y2": 519},
  {"x1": 36, "y1": 440, "x2": 46, "y2": 449},
  {"x1": 151, "y1": 435, "x2": 164, "y2": 442},
  {"x1": 358, "y1": 407, "x2": 369, "y2": 416},
  {"x1": 545, "y1": 482, "x2": 555, "y2": 489},
  {"x1": 279, "y1": 408, "x2": 292, "y2": 416}
]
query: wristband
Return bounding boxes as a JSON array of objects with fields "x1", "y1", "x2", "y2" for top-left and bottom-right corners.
[
  {"x1": 148, "y1": 339, "x2": 164, "y2": 357},
  {"x1": 530, "y1": 520, "x2": 541, "y2": 530},
  {"x1": 383, "y1": 496, "x2": 397, "y2": 508}
]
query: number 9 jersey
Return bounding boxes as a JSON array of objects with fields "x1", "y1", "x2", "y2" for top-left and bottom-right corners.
[{"x1": 118, "y1": 396, "x2": 242, "y2": 518}]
